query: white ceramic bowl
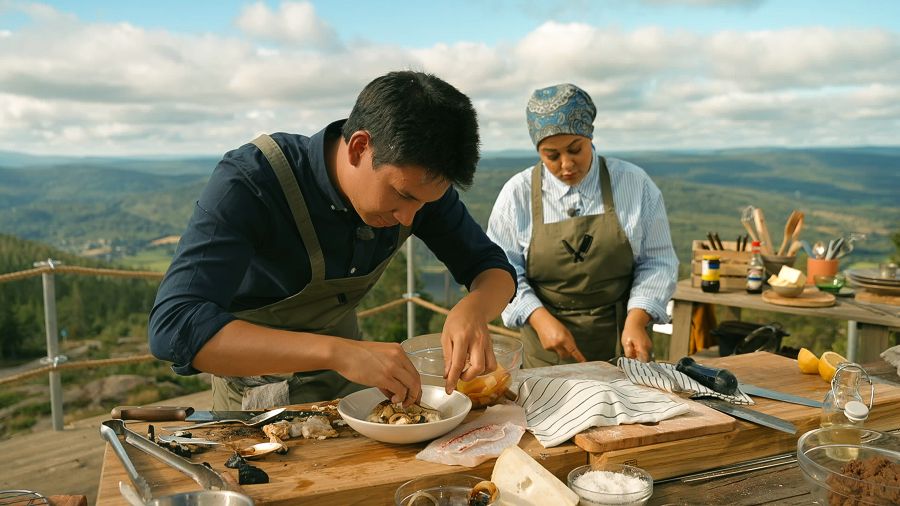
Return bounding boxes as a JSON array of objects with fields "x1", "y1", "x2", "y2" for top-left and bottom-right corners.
[{"x1": 337, "y1": 385, "x2": 471, "y2": 444}]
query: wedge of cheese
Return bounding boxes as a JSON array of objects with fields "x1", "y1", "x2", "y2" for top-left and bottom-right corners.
[
  {"x1": 491, "y1": 445, "x2": 579, "y2": 506},
  {"x1": 777, "y1": 265, "x2": 806, "y2": 286}
]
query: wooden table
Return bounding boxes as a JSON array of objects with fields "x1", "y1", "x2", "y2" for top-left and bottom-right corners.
[
  {"x1": 95, "y1": 406, "x2": 585, "y2": 505},
  {"x1": 668, "y1": 279, "x2": 900, "y2": 362},
  {"x1": 647, "y1": 358, "x2": 900, "y2": 505},
  {"x1": 96, "y1": 354, "x2": 900, "y2": 505}
]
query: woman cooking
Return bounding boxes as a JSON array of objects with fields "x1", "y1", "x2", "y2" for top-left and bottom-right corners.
[{"x1": 487, "y1": 83, "x2": 678, "y2": 367}]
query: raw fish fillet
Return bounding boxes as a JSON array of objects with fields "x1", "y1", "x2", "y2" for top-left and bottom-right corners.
[{"x1": 416, "y1": 403, "x2": 526, "y2": 467}]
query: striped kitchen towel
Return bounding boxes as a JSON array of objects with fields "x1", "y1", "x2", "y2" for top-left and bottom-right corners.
[
  {"x1": 515, "y1": 376, "x2": 690, "y2": 448},
  {"x1": 617, "y1": 357, "x2": 754, "y2": 405}
]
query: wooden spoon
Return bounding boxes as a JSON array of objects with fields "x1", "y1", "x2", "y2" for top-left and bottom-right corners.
[
  {"x1": 753, "y1": 207, "x2": 774, "y2": 255},
  {"x1": 777, "y1": 210, "x2": 803, "y2": 256}
]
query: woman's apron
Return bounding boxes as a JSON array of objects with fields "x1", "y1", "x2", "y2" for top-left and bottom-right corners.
[
  {"x1": 519, "y1": 158, "x2": 634, "y2": 368},
  {"x1": 210, "y1": 134, "x2": 410, "y2": 409}
]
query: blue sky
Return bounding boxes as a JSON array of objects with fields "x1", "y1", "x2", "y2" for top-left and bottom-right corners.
[{"x1": 0, "y1": 1, "x2": 898, "y2": 155}]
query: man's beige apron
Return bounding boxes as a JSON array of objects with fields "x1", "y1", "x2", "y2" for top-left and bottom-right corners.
[
  {"x1": 210, "y1": 134, "x2": 410, "y2": 409},
  {"x1": 519, "y1": 158, "x2": 634, "y2": 368}
]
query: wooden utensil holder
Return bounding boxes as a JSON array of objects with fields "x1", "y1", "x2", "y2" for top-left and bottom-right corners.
[{"x1": 690, "y1": 240, "x2": 752, "y2": 291}]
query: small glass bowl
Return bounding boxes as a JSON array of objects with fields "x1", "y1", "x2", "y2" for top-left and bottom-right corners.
[
  {"x1": 567, "y1": 464, "x2": 653, "y2": 506},
  {"x1": 394, "y1": 474, "x2": 495, "y2": 506},
  {"x1": 815, "y1": 274, "x2": 846, "y2": 294}
]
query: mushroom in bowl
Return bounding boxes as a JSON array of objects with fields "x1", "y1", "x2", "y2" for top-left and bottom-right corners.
[{"x1": 338, "y1": 385, "x2": 471, "y2": 444}]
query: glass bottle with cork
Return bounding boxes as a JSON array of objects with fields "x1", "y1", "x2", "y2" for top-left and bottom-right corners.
[
  {"x1": 820, "y1": 362, "x2": 874, "y2": 461},
  {"x1": 746, "y1": 240, "x2": 764, "y2": 294}
]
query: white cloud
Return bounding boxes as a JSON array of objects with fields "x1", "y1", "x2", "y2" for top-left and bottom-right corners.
[
  {"x1": 0, "y1": 3, "x2": 896, "y2": 156},
  {"x1": 236, "y1": 1, "x2": 341, "y2": 51}
]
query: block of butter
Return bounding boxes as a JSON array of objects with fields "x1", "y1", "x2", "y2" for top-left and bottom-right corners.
[{"x1": 491, "y1": 445, "x2": 578, "y2": 505}]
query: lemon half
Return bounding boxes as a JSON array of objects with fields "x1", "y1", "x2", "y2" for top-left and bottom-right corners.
[
  {"x1": 818, "y1": 351, "x2": 847, "y2": 383},
  {"x1": 797, "y1": 348, "x2": 819, "y2": 374}
]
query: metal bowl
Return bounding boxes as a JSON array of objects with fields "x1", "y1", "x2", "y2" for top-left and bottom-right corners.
[
  {"x1": 337, "y1": 385, "x2": 471, "y2": 444},
  {"x1": 760, "y1": 254, "x2": 797, "y2": 278},
  {"x1": 148, "y1": 490, "x2": 255, "y2": 506},
  {"x1": 797, "y1": 427, "x2": 900, "y2": 505}
]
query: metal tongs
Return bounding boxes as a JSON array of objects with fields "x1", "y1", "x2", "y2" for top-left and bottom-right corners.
[{"x1": 100, "y1": 419, "x2": 254, "y2": 505}]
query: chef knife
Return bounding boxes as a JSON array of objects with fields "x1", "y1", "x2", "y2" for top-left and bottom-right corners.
[
  {"x1": 676, "y1": 357, "x2": 738, "y2": 395},
  {"x1": 112, "y1": 405, "x2": 320, "y2": 422},
  {"x1": 694, "y1": 398, "x2": 797, "y2": 434},
  {"x1": 738, "y1": 383, "x2": 823, "y2": 408}
]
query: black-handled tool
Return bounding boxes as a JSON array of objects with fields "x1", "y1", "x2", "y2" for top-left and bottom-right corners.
[{"x1": 676, "y1": 357, "x2": 739, "y2": 395}]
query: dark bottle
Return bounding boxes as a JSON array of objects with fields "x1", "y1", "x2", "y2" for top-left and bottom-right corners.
[
  {"x1": 746, "y1": 240, "x2": 764, "y2": 294},
  {"x1": 701, "y1": 255, "x2": 720, "y2": 293}
]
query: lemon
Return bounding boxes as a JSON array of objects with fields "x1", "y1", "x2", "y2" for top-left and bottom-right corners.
[
  {"x1": 818, "y1": 351, "x2": 847, "y2": 383},
  {"x1": 797, "y1": 348, "x2": 819, "y2": 374}
]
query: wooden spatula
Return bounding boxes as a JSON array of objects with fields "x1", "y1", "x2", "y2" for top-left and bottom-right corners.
[
  {"x1": 753, "y1": 207, "x2": 774, "y2": 255},
  {"x1": 777, "y1": 210, "x2": 803, "y2": 256}
]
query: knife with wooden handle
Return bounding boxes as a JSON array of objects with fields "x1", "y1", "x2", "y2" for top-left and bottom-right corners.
[{"x1": 111, "y1": 405, "x2": 194, "y2": 421}]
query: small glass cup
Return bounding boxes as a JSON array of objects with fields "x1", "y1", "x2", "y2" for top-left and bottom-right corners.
[
  {"x1": 814, "y1": 274, "x2": 845, "y2": 294},
  {"x1": 879, "y1": 262, "x2": 898, "y2": 279}
]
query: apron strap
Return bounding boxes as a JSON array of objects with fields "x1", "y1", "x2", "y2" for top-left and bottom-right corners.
[
  {"x1": 251, "y1": 134, "x2": 326, "y2": 281},
  {"x1": 529, "y1": 161, "x2": 544, "y2": 226},
  {"x1": 598, "y1": 156, "x2": 615, "y2": 212}
]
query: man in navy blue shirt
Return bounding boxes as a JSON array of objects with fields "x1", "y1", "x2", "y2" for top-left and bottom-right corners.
[{"x1": 149, "y1": 71, "x2": 516, "y2": 410}]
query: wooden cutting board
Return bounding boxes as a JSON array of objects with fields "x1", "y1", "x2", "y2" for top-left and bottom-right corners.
[
  {"x1": 762, "y1": 286, "x2": 835, "y2": 307},
  {"x1": 514, "y1": 361, "x2": 736, "y2": 453},
  {"x1": 593, "y1": 352, "x2": 900, "y2": 480},
  {"x1": 856, "y1": 290, "x2": 900, "y2": 307}
]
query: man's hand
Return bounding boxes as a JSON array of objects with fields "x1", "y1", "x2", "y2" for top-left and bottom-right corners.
[
  {"x1": 332, "y1": 340, "x2": 422, "y2": 406},
  {"x1": 528, "y1": 307, "x2": 587, "y2": 362},
  {"x1": 439, "y1": 268, "x2": 513, "y2": 394},
  {"x1": 622, "y1": 309, "x2": 653, "y2": 362},
  {"x1": 441, "y1": 298, "x2": 498, "y2": 394}
]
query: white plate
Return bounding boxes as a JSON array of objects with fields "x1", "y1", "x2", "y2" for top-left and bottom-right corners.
[{"x1": 337, "y1": 385, "x2": 471, "y2": 444}]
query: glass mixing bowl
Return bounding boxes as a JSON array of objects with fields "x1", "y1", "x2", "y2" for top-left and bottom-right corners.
[
  {"x1": 567, "y1": 463, "x2": 653, "y2": 506},
  {"x1": 401, "y1": 333, "x2": 523, "y2": 408},
  {"x1": 797, "y1": 427, "x2": 900, "y2": 505}
]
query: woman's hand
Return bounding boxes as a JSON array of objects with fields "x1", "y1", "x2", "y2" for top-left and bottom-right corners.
[
  {"x1": 528, "y1": 307, "x2": 587, "y2": 362},
  {"x1": 622, "y1": 309, "x2": 653, "y2": 362}
]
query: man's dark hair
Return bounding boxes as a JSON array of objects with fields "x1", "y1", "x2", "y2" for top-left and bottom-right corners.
[{"x1": 342, "y1": 71, "x2": 479, "y2": 189}]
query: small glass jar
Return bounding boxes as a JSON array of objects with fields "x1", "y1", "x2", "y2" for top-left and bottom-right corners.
[{"x1": 701, "y1": 255, "x2": 721, "y2": 293}]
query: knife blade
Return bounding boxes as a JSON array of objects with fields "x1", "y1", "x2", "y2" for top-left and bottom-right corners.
[
  {"x1": 112, "y1": 405, "x2": 320, "y2": 422},
  {"x1": 739, "y1": 382, "x2": 823, "y2": 408},
  {"x1": 185, "y1": 410, "x2": 321, "y2": 422},
  {"x1": 694, "y1": 398, "x2": 796, "y2": 434}
]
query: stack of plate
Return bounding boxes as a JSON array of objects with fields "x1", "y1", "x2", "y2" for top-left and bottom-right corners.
[{"x1": 846, "y1": 268, "x2": 900, "y2": 295}]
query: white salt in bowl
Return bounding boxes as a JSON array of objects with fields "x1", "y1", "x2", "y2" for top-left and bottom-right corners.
[
  {"x1": 567, "y1": 464, "x2": 653, "y2": 506},
  {"x1": 337, "y1": 385, "x2": 471, "y2": 444}
]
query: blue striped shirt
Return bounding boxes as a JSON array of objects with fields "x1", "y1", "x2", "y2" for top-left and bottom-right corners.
[{"x1": 487, "y1": 147, "x2": 678, "y2": 327}]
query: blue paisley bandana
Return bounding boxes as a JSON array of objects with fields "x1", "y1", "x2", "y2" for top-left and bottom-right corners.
[{"x1": 526, "y1": 83, "x2": 596, "y2": 147}]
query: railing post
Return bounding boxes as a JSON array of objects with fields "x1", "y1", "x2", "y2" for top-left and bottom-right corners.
[
  {"x1": 405, "y1": 239, "x2": 417, "y2": 341},
  {"x1": 34, "y1": 258, "x2": 67, "y2": 431}
]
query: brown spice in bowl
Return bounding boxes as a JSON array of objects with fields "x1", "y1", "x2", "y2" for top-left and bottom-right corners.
[{"x1": 826, "y1": 456, "x2": 900, "y2": 505}]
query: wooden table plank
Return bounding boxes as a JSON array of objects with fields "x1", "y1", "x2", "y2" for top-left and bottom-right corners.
[
  {"x1": 668, "y1": 279, "x2": 900, "y2": 361},
  {"x1": 96, "y1": 409, "x2": 585, "y2": 505}
]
